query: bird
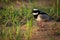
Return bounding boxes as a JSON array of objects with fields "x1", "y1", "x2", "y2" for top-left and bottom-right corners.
[{"x1": 32, "y1": 9, "x2": 53, "y2": 27}]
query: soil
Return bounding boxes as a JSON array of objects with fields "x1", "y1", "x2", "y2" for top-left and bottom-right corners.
[{"x1": 21, "y1": 22, "x2": 60, "y2": 40}]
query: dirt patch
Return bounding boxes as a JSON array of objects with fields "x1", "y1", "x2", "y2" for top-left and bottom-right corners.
[{"x1": 21, "y1": 22, "x2": 60, "y2": 40}]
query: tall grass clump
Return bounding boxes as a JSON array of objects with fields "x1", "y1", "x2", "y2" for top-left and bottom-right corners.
[
  {"x1": 24, "y1": 19, "x2": 33, "y2": 40},
  {"x1": 20, "y1": 5, "x2": 33, "y2": 40},
  {"x1": 0, "y1": 5, "x2": 22, "y2": 40},
  {"x1": 0, "y1": 5, "x2": 21, "y2": 26},
  {"x1": 0, "y1": 3, "x2": 34, "y2": 40}
]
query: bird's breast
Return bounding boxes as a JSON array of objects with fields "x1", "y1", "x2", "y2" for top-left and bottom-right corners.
[
  {"x1": 36, "y1": 15, "x2": 42, "y2": 22},
  {"x1": 36, "y1": 14, "x2": 50, "y2": 22}
]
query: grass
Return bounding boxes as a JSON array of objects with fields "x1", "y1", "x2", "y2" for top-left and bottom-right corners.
[{"x1": 0, "y1": 0, "x2": 60, "y2": 40}]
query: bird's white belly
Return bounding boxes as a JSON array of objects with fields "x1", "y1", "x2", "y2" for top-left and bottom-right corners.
[
  {"x1": 36, "y1": 14, "x2": 50, "y2": 22},
  {"x1": 36, "y1": 15, "x2": 42, "y2": 22}
]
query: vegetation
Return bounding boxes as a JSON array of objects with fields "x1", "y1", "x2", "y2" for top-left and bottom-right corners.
[{"x1": 0, "y1": 0, "x2": 60, "y2": 40}]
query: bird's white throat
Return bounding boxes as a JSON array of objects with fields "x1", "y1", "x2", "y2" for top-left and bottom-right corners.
[{"x1": 33, "y1": 13, "x2": 38, "y2": 15}]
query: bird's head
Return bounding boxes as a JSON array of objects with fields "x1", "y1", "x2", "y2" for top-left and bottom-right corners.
[{"x1": 32, "y1": 9, "x2": 40, "y2": 18}]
